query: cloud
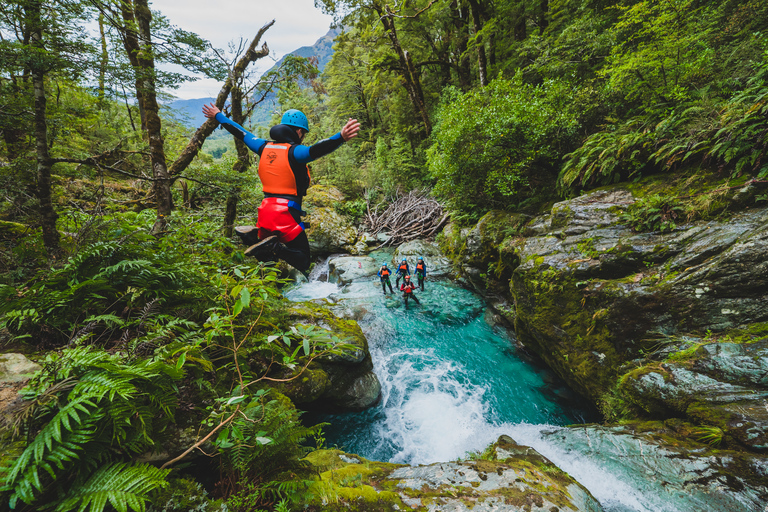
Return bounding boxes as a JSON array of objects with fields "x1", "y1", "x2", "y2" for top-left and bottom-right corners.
[{"x1": 152, "y1": 0, "x2": 334, "y2": 99}]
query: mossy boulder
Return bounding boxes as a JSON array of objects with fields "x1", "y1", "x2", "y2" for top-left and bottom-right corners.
[
  {"x1": 304, "y1": 185, "x2": 361, "y2": 255},
  {"x1": 301, "y1": 439, "x2": 603, "y2": 512},
  {"x1": 392, "y1": 239, "x2": 453, "y2": 278},
  {"x1": 266, "y1": 302, "x2": 381, "y2": 411},
  {"x1": 437, "y1": 212, "x2": 525, "y2": 295}
]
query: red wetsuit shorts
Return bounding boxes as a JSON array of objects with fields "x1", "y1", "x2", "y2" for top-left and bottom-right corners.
[{"x1": 256, "y1": 197, "x2": 304, "y2": 243}]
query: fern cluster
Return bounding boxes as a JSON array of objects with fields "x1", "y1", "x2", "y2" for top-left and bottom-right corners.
[
  {"x1": 0, "y1": 346, "x2": 189, "y2": 510},
  {"x1": 214, "y1": 392, "x2": 320, "y2": 510},
  {"x1": 0, "y1": 234, "x2": 210, "y2": 347},
  {"x1": 560, "y1": 54, "x2": 768, "y2": 193}
]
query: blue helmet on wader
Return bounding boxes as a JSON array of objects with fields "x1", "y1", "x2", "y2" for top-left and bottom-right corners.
[{"x1": 281, "y1": 109, "x2": 309, "y2": 131}]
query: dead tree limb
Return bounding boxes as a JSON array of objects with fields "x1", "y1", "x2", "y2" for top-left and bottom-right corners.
[
  {"x1": 168, "y1": 20, "x2": 275, "y2": 177},
  {"x1": 365, "y1": 190, "x2": 447, "y2": 247}
]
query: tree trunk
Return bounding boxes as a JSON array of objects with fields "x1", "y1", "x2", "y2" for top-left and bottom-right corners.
[
  {"x1": 168, "y1": 20, "x2": 274, "y2": 177},
  {"x1": 466, "y1": 0, "x2": 488, "y2": 86},
  {"x1": 118, "y1": 1, "x2": 146, "y2": 131},
  {"x1": 98, "y1": 13, "x2": 108, "y2": 107},
  {"x1": 27, "y1": 0, "x2": 61, "y2": 257},
  {"x1": 450, "y1": 0, "x2": 471, "y2": 88},
  {"x1": 120, "y1": 0, "x2": 173, "y2": 234},
  {"x1": 378, "y1": 5, "x2": 431, "y2": 135},
  {"x1": 539, "y1": 0, "x2": 549, "y2": 33},
  {"x1": 222, "y1": 86, "x2": 251, "y2": 237}
]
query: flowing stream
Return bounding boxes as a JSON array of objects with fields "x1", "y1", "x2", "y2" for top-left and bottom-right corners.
[
  {"x1": 286, "y1": 268, "x2": 595, "y2": 461},
  {"x1": 285, "y1": 266, "x2": 763, "y2": 512}
]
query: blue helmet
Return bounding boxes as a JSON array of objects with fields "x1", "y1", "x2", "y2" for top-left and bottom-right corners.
[
  {"x1": 418, "y1": 256, "x2": 423, "y2": 260},
  {"x1": 281, "y1": 109, "x2": 309, "y2": 131},
  {"x1": 382, "y1": 262, "x2": 387, "y2": 266},
  {"x1": 402, "y1": 258, "x2": 407, "y2": 261}
]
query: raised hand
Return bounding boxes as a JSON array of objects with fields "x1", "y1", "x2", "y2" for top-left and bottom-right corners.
[
  {"x1": 341, "y1": 118, "x2": 361, "y2": 141},
  {"x1": 202, "y1": 102, "x2": 221, "y2": 119}
]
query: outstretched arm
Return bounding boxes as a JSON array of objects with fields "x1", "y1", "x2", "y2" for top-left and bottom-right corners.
[
  {"x1": 293, "y1": 118, "x2": 361, "y2": 163},
  {"x1": 202, "y1": 102, "x2": 267, "y2": 155}
]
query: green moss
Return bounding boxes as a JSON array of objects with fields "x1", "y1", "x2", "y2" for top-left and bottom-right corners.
[
  {"x1": 303, "y1": 450, "x2": 406, "y2": 511},
  {"x1": 576, "y1": 237, "x2": 600, "y2": 259}
]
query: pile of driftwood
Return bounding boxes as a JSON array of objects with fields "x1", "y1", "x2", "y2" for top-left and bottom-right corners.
[{"x1": 364, "y1": 190, "x2": 449, "y2": 247}]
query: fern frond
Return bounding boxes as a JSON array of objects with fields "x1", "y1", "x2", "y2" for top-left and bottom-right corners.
[{"x1": 53, "y1": 462, "x2": 170, "y2": 512}]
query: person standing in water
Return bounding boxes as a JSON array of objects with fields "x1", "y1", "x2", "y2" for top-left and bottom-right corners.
[
  {"x1": 378, "y1": 262, "x2": 395, "y2": 295},
  {"x1": 415, "y1": 256, "x2": 427, "y2": 290},
  {"x1": 202, "y1": 104, "x2": 360, "y2": 275},
  {"x1": 400, "y1": 274, "x2": 420, "y2": 308},
  {"x1": 395, "y1": 258, "x2": 409, "y2": 287}
]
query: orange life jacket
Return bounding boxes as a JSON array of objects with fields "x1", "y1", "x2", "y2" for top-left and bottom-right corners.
[
  {"x1": 380, "y1": 268, "x2": 390, "y2": 277},
  {"x1": 416, "y1": 262, "x2": 425, "y2": 272},
  {"x1": 258, "y1": 142, "x2": 311, "y2": 196},
  {"x1": 398, "y1": 263, "x2": 408, "y2": 273}
]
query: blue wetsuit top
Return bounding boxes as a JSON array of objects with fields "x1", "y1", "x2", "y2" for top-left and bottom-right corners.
[{"x1": 214, "y1": 112, "x2": 345, "y2": 203}]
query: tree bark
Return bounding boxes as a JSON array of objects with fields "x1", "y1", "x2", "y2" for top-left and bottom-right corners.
[
  {"x1": 27, "y1": 0, "x2": 61, "y2": 257},
  {"x1": 539, "y1": 0, "x2": 549, "y2": 33},
  {"x1": 98, "y1": 13, "x2": 108, "y2": 107},
  {"x1": 466, "y1": 0, "x2": 488, "y2": 86},
  {"x1": 118, "y1": 1, "x2": 146, "y2": 131},
  {"x1": 134, "y1": 0, "x2": 172, "y2": 234},
  {"x1": 168, "y1": 20, "x2": 274, "y2": 177},
  {"x1": 377, "y1": 4, "x2": 431, "y2": 135},
  {"x1": 450, "y1": 0, "x2": 471, "y2": 88},
  {"x1": 222, "y1": 85, "x2": 251, "y2": 237}
]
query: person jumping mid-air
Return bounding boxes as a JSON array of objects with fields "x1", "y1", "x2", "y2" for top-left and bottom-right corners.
[
  {"x1": 400, "y1": 275, "x2": 420, "y2": 308},
  {"x1": 202, "y1": 104, "x2": 360, "y2": 276},
  {"x1": 378, "y1": 262, "x2": 394, "y2": 295},
  {"x1": 395, "y1": 258, "x2": 409, "y2": 287},
  {"x1": 415, "y1": 256, "x2": 427, "y2": 290}
]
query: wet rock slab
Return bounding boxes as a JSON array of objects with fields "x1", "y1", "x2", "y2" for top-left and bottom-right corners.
[{"x1": 621, "y1": 339, "x2": 768, "y2": 450}]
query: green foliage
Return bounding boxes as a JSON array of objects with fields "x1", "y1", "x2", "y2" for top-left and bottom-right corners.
[
  {"x1": 694, "y1": 426, "x2": 724, "y2": 447},
  {"x1": 0, "y1": 230, "x2": 208, "y2": 347},
  {"x1": 428, "y1": 76, "x2": 580, "y2": 220},
  {"x1": 619, "y1": 194, "x2": 685, "y2": 232},
  {"x1": 0, "y1": 346, "x2": 183, "y2": 510},
  {"x1": 333, "y1": 199, "x2": 367, "y2": 223}
]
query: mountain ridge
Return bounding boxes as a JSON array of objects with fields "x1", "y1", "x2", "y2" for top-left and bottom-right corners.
[{"x1": 168, "y1": 28, "x2": 338, "y2": 128}]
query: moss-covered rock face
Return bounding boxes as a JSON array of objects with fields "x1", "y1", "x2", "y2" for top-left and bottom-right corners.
[
  {"x1": 535, "y1": 423, "x2": 768, "y2": 509},
  {"x1": 265, "y1": 301, "x2": 381, "y2": 412},
  {"x1": 509, "y1": 185, "x2": 768, "y2": 405},
  {"x1": 437, "y1": 211, "x2": 525, "y2": 296},
  {"x1": 617, "y1": 337, "x2": 768, "y2": 451},
  {"x1": 301, "y1": 440, "x2": 603, "y2": 512},
  {"x1": 304, "y1": 185, "x2": 362, "y2": 255}
]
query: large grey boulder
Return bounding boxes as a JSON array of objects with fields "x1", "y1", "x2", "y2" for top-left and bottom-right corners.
[
  {"x1": 0, "y1": 353, "x2": 41, "y2": 383},
  {"x1": 619, "y1": 338, "x2": 768, "y2": 451},
  {"x1": 393, "y1": 239, "x2": 453, "y2": 278},
  {"x1": 508, "y1": 187, "x2": 768, "y2": 402},
  {"x1": 328, "y1": 255, "x2": 380, "y2": 284},
  {"x1": 303, "y1": 185, "x2": 362, "y2": 255}
]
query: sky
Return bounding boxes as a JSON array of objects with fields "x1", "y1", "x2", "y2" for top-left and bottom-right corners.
[{"x1": 150, "y1": 0, "x2": 336, "y2": 99}]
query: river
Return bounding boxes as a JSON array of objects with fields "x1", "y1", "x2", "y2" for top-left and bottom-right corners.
[{"x1": 284, "y1": 261, "x2": 765, "y2": 512}]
